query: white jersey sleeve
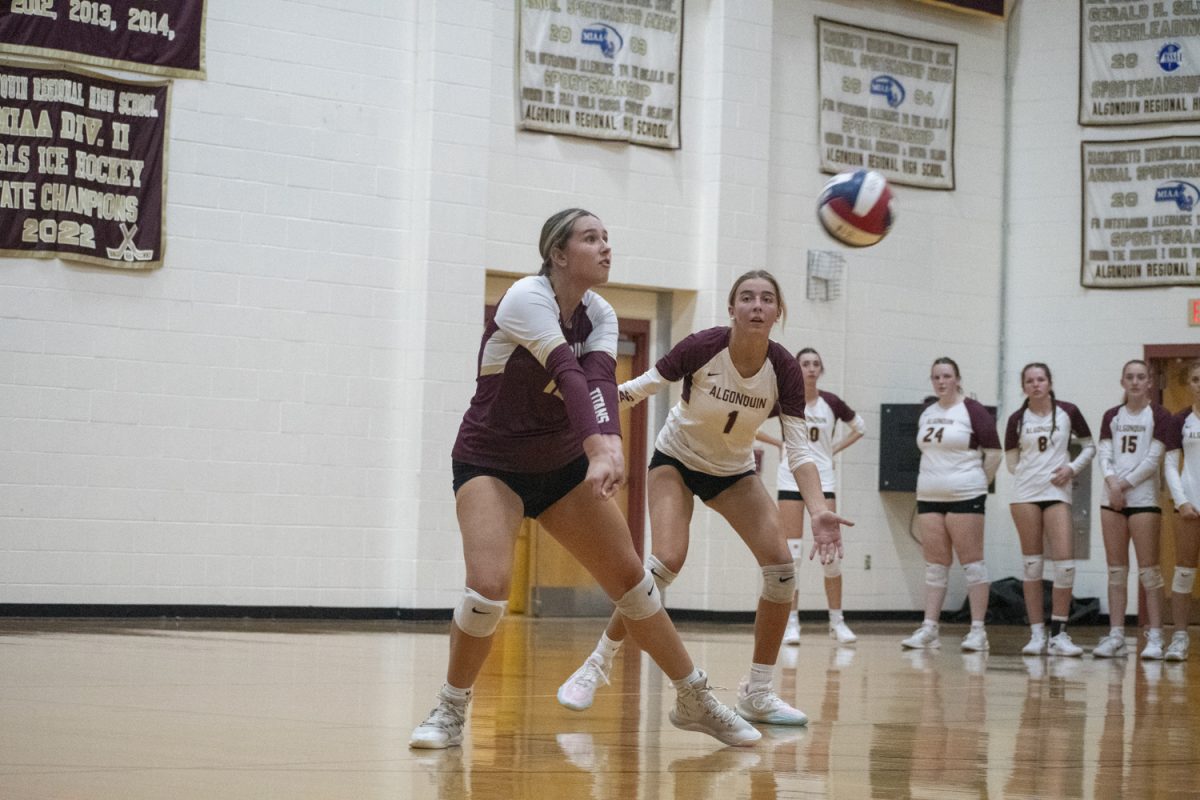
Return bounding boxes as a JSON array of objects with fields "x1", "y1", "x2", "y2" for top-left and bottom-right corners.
[{"x1": 1164, "y1": 409, "x2": 1200, "y2": 509}]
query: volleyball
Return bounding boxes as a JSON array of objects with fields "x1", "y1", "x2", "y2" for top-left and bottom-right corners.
[{"x1": 817, "y1": 170, "x2": 895, "y2": 247}]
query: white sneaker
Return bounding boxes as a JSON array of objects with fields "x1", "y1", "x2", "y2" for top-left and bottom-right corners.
[
  {"x1": 829, "y1": 620, "x2": 857, "y2": 644},
  {"x1": 557, "y1": 655, "x2": 611, "y2": 711},
  {"x1": 670, "y1": 671, "x2": 762, "y2": 746},
  {"x1": 1047, "y1": 632, "x2": 1084, "y2": 657},
  {"x1": 961, "y1": 627, "x2": 989, "y2": 652},
  {"x1": 783, "y1": 615, "x2": 801, "y2": 645},
  {"x1": 1140, "y1": 631, "x2": 1165, "y2": 660},
  {"x1": 1164, "y1": 631, "x2": 1190, "y2": 662},
  {"x1": 1092, "y1": 631, "x2": 1127, "y2": 658},
  {"x1": 409, "y1": 686, "x2": 470, "y2": 749},
  {"x1": 1021, "y1": 631, "x2": 1047, "y2": 655},
  {"x1": 735, "y1": 679, "x2": 809, "y2": 726},
  {"x1": 901, "y1": 624, "x2": 940, "y2": 650}
]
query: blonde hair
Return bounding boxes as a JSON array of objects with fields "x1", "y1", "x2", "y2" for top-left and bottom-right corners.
[{"x1": 538, "y1": 208, "x2": 596, "y2": 275}]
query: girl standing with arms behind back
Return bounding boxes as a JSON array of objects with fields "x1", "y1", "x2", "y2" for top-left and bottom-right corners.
[{"x1": 904, "y1": 357, "x2": 1002, "y2": 652}]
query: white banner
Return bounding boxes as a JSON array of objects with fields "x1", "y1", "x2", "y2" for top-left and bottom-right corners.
[
  {"x1": 517, "y1": 0, "x2": 683, "y2": 148},
  {"x1": 1082, "y1": 137, "x2": 1200, "y2": 288},
  {"x1": 817, "y1": 19, "x2": 956, "y2": 190},
  {"x1": 1079, "y1": 0, "x2": 1200, "y2": 125}
]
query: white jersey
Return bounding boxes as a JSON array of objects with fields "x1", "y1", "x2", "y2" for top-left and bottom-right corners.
[
  {"x1": 776, "y1": 391, "x2": 865, "y2": 493},
  {"x1": 1097, "y1": 403, "x2": 1171, "y2": 508},
  {"x1": 916, "y1": 397, "x2": 1002, "y2": 502},
  {"x1": 1003, "y1": 400, "x2": 1095, "y2": 504},
  {"x1": 1164, "y1": 408, "x2": 1200, "y2": 509},
  {"x1": 619, "y1": 327, "x2": 815, "y2": 477}
]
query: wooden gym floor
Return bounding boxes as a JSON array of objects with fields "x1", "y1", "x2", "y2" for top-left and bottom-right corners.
[{"x1": 0, "y1": 616, "x2": 1197, "y2": 799}]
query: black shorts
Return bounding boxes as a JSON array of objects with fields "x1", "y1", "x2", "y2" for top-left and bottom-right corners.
[
  {"x1": 452, "y1": 455, "x2": 589, "y2": 519},
  {"x1": 649, "y1": 449, "x2": 755, "y2": 502},
  {"x1": 1011, "y1": 500, "x2": 1066, "y2": 511},
  {"x1": 1101, "y1": 505, "x2": 1162, "y2": 518},
  {"x1": 917, "y1": 495, "x2": 987, "y2": 515},
  {"x1": 778, "y1": 491, "x2": 836, "y2": 502}
]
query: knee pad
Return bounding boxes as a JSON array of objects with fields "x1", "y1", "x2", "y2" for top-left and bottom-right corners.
[
  {"x1": 1139, "y1": 565, "x2": 1165, "y2": 591},
  {"x1": 761, "y1": 562, "x2": 797, "y2": 604},
  {"x1": 1108, "y1": 565, "x2": 1128, "y2": 587},
  {"x1": 646, "y1": 554, "x2": 678, "y2": 594},
  {"x1": 1053, "y1": 560, "x2": 1076, "y2": 589},
  {"x1": 453, "y1": 587, "x2": 507, "y2": 638},
  {"x1": 1022, "y1": 555, "x2": 1044, "y2": 582},
  {"x1": 615, "y1": 570, "x2": 663, "y2": 621},
  {"x1": 822, "y1": 557, "x2": 842, "y2": 578},
  {"x1": 787, "y1": 538, "x2": 804, "y2": 562},
  {"x1": 1173, "y1": 566, "x2": 1196, "y2": 595},
  {"x1": 964, "y1": 561, "x2": 989, "y2": 587},
  {"x1": 925, "y1": 562, "x2": 949, "y2": 589}
]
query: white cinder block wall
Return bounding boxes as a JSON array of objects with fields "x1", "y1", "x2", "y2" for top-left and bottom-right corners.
[
  {"x1": 0, "y1": 0, "x2": 1183, "y2": 616},
  {"x1": 1004, "y1": 0, "x2": 1198, "y2": 613}
]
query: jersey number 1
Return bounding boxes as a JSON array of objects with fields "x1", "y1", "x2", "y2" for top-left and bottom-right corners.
[{"x1": 723, "y1": 411, "x2": 738, "y2": 434}]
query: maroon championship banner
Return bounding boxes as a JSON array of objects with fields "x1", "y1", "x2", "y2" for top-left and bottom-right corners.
[
  {"x1": 0, "y1": 60, "x2": 168, "y2": 269},
  {"x1": 0, "y1": 0, "x2": 205, "y2": 79}
]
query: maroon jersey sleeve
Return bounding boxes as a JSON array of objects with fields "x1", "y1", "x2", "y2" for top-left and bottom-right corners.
[
  {"x1": 820, "y1": 391, "x2": 856, "y2": 423},
  {"x1": 580, "y1": 350, "x2": 622, "y2": 437},
  {"x1": 1099, "y1": 406, "x2": 1119, "y2": 441},
  {"x1": 1059, "y1": 401, "x2": 1093, "y2": 439},
  {"x1": 964, "y1": 397, "x2": 1001, "y2": 450},
  {"x1": 1004, "y1": 407, "x2": 1023, "y2": 452},
  {"x1": 654, "y1": 327, "x2": 730, "y2": 382},
  {"x1": 1152, "y1": 403, "x2": 1173, "y2": 446},
  {"x1": 768, "y1": 341, "x2": 807, "y2": 417}
]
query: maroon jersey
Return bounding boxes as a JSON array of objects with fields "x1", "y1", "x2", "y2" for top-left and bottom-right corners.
[{"x1": 453, "y1": 276, "x2": 621, "y2": 472}]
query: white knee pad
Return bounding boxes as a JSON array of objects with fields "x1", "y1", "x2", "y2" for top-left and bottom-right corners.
[
  {"x1": 822, "y1": 556, "x2": 842, "y2": 578},
  {"x1": 1022, "y1": 555, "x2": 1044, "y2": 582},
  {"x1": 1173, "y1": 566, "x2": 1196, "y2": 595},
  {"x1": 964, "y1": 561, "x2": 989, "y2": 587},
  {"x1": 453, "y1": 587, "x2": 508, "y2": 638},
  {"x1": 1052, "y1": 560, "x2": 1076, "y2": 590},
  {"x1": 925, "y1": 562, "x2": 949, "y2": 589},
  {"x1": 761, "y1": 562, "x2": 797, "y2": 604},
  {"x1": 787, "y1": 538, "x2": 804, "y2": 562},
  {"x1": 615, "y1": 570, "x2": 663, "y2": 621},
  {"x1": 1139, "y1": 565, "x2": 1165, "y2": 590},
  {"x1": 646, "y1": 554, "x2": 678, "y2": 594},
  {"x1": 1108, "y1": 565, "x2": 1128, "y2": 587}
]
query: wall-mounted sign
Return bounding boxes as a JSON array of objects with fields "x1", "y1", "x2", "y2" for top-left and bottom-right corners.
[
  {"x1": 1079, "y1": 0, "x2": 1200, "y2": 126},
  {"x1": 0, "y1": 0, "x2": 205, "y2": 79},
  {"x1": 1082, "y1": 137, "x2": 1200, "y2": 289},
  {"x1": 0, "y1": 60, "x2": 168, "y2": 269},
  {"x1": 517, "y1": 0, "x2": 683, "y2": 148},
  {"x1": 818, "y1": 19, "x2": 956, "y2": 190}
]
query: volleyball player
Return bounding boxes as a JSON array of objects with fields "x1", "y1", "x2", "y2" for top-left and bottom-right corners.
[
  {"x1": 766, "y1": 348, "x2": 865, "y2": 645},
  {"x1": 1163, "y1": 359, "x2": 1200, "y2": 661},
  {"x1": 1004, "y1": 363, "x2": 1095, "y2": 656},
  {"x1": 1093, "y1": 359, "x2": 1172, "y2": 659},
  {"x1": 409, "y1": 209, "x2": 760, "y2": 749},
  {"x1": 903, "y1": 357, "x2": 1001, "y2": 652},
  {"x1": 556, "y1": 270, "x2": 849, "y2": 727}
]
